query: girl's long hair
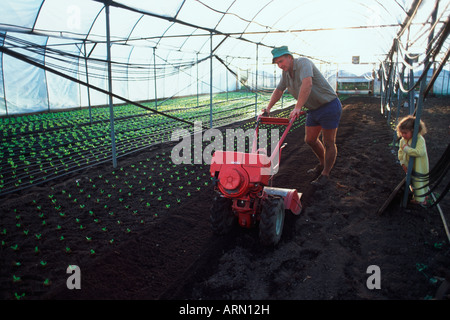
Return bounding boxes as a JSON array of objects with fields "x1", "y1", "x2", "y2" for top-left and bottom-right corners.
[{"x1": 396, "y1": 115, "x2": 427, "y2": 138}]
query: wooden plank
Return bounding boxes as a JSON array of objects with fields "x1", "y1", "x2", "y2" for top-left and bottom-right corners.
[{"x1": 377, "y1": 177, "x2": 406, "y2": 215}]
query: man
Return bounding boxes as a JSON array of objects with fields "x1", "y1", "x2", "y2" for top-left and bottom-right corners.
[{"x1": 262, "y1": 46, "x2": 342, "y2": 187}]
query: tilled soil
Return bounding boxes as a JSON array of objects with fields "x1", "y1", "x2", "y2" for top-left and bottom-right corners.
[{"x1": 1, "y1": 96, "x2": 449, "y2": 301}]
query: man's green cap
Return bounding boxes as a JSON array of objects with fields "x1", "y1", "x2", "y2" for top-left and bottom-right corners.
[{"x1": 271, "y1": 46, "x2": 292, "y2": 63}]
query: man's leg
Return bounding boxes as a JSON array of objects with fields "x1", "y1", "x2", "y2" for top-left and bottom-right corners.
[
  {"x1": 305, "y1": 99, "x2": 341, "y2": 186},
  {"x1": 305, "y1": 125, "x2": 325, "y2": 167},
  {"x1": 320, "y1": 128, "x2": 338, "y2": 176}
]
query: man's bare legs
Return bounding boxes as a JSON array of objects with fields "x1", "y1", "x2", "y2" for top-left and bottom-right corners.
[{"x1": 305, "y1": 126, "x2": 338, "y2": 177}]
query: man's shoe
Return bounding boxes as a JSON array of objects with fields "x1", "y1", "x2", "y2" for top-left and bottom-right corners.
[
  {"x1": 311, "y1": 174, "x2": 329, "y2": 187},
  {"x1": 307, "y1": 164, "x2": 324, "y2": 175}
]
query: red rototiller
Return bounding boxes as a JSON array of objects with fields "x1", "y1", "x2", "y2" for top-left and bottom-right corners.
[{"x1": 209, "y1": 112, "x2": 303, "y2": 245}]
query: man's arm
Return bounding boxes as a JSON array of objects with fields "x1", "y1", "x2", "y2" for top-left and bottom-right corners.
[
  {"x1": 290, "y1": 76, "x2": 312, "y2": 118},
  {"x1": 263, "y1": 88, "x2": 284, "y2": 115}
]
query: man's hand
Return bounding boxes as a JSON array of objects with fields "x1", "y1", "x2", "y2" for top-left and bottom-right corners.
[
  {"x1": 261, "y1": 108, "x2": 270, "y2": 116},
  {"x1": 289, "y1": 107, "x2": 302, "y2": 119}
]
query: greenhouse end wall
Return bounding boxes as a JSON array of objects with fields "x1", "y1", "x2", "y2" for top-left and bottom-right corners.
[{"x1": 1, "y1": 34, "x2": 239, "y2": 116}]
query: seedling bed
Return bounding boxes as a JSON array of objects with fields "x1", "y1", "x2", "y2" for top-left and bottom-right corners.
[
  {"x1": 0, "y1": 92, "x2": 294, "y2": 195},
  {"x1": 0, "y1": 93, "x2": 296, "y2": 299}
]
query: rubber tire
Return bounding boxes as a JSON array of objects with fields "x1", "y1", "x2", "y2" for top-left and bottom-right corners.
[
  {"x1": 259, "y1": 196, "x2": 285, "y2": 246},
  {"x1": 210, "y1": 195, "x2": 235, "y2": 235}
]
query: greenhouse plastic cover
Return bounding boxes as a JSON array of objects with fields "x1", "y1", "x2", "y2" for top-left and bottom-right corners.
[{"x1": 0, "y1": 0, "x2": 448, "y2": 115}]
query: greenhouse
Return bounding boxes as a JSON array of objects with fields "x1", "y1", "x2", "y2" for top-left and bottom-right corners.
[
  {"x1": 1, "y1": 0, "x2": 449, "y2": 116},
  {"x1": 0, "y1": 0, "x2": 449, "y2": 302}
]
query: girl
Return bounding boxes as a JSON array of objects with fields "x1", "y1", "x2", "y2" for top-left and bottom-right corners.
[{"x1": 396, "y1": 115, "x2": 430, "y2": 205}]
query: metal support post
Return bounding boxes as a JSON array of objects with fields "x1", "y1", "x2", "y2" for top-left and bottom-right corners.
[
  {"x1": 209, "y1": 32, "x2": 213, "y2": 128},
  {"x1": 226, "y1": 57, "x2": 229, "y2": 101},
  {"x1": 255, "y1": 44, "x2": 259, "y2": 118},
  {"x1": 402, "y1": 0, "x2": 438, "y2": 207},
  {"x1": 153, "y1": 47, "x2": 157, "y2": 111},
  {"x1": 83, "y1": 42, "x2": 92, "y2": 125},
  {"x1": 196, "y1": 53, "x2": 199, "y2": 107},
  {"x1": 105, "y1": 2, "x2": 117, "y2": 168}
]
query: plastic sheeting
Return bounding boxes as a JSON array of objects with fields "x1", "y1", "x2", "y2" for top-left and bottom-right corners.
[{"x1": 0, "y1": 0, "x2": 449, "y2": 115}]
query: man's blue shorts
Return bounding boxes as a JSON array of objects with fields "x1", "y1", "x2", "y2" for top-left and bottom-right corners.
[{"x1": 305, "y1": 98, "x2": 342, "y2": 129}]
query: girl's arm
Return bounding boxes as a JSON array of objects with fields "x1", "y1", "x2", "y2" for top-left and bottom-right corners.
[
  {"x1": 402, "y1": 135, "x2": 427, "y2": 158},
  {"x1": 398, "y1": 139, "x2": 407, "y2": 166}
]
